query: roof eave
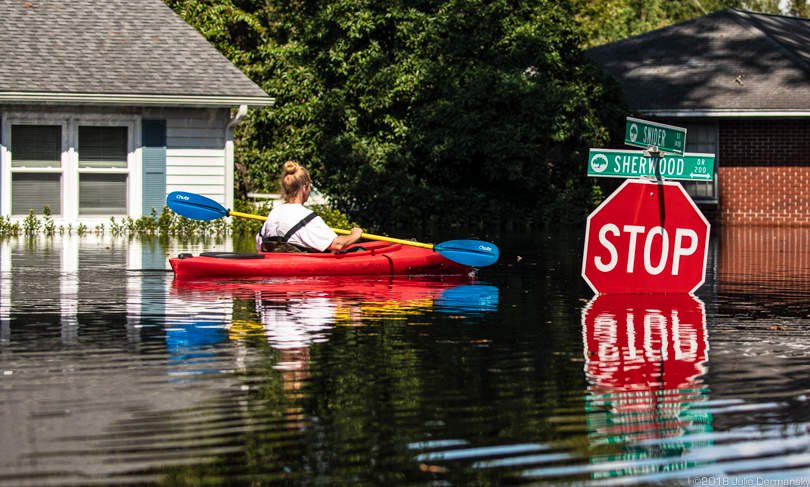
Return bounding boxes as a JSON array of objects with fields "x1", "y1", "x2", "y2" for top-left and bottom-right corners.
[
  {"x1": 641, "y1": 108, "x2": 810, "y2": 118},
  {"x1": 0, "y1": 92, "x2": 275, "y2": 107}
]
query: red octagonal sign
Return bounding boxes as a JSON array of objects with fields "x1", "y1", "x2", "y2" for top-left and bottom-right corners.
[{"x1": 582, "y1": 179, "x2": 710, "y2": 294}]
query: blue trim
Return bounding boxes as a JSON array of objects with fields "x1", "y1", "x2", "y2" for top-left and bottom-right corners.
[
  {"x1": 0, "y1": 116, "x2": 3, "y2": 211},
  {"x1": 142, "y1": 119, "x2": 166, "y2": 217}
]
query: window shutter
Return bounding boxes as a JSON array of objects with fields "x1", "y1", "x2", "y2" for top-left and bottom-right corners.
[
  {"x1": 10, "y1": 125, "x2": 62, "y2": 214},
  {"x1": 681, "y1": 123, "x2": 719, "y2": 202},
  {"x1": 142, "y1": 120, "x2": 166, "y2": 217},
  {"x1": 11, "y1": 125, "x2": 61, "y2": 168},
  {"x1": 79, "y1": 126, "x2": 127, "y2": 168},
  {"x1": 12, "y1": 173, "x2": 61, "y2": 215},
  {"x1": 79, "y1": 173, "x2": 127, "y2": 215}
]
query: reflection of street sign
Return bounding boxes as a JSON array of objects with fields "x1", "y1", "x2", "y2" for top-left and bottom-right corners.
[
  {"x1": 582, "y1": 293, "x2": 712, "y2": 457},
  {"x1": 582, "y1": 179, "x2": 710, "y2": 295},
  {"x1": 587, "y1": 149, "x2": 714, "y2": 181},
  {"x1": 625, "y1": 117, "x2": 687, "y2": 155}
]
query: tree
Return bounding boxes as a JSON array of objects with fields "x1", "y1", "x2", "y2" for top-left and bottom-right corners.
[
  {"x1": 282, "y1": 0, "x2": 626, "y2": 227},
  {"x1": 164, "y1": 0, "x2": 326, "y2": 198},
  {"x1": 572, "y1": 0, "x2": 794, "y2": 49},
  {"x1": 167, "y1": 0, "x2": 627, "y2": 228}
]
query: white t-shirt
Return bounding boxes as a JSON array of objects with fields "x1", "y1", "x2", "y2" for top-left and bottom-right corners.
[
  {"x1": 257, "y1": 203, "x2": 337, "y2": 252},
  {"x1": 257, "y1": 297, "x2": 335, "y2": 351}
]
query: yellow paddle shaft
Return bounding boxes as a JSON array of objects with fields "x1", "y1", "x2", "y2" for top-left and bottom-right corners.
[
  {"x1": 229, "y1": 210, "x2": 266, "y2": 221},
  {"x1": 332, "y1": 228, "x2": 434, "y2": 249},
  {"x1": 228, "y1": 210, "x2": 435, "y2": 250}
]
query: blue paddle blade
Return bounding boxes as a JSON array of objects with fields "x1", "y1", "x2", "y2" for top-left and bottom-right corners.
[
  {"x1": 434, "y1": 239, "x2": 499, "y2": 268},
  {"x1": 166, "y1": 191, "x2": 229, "y2": 221},
  {"x1": 436, "y1": 284, "x2": 500, "y2": 316}
]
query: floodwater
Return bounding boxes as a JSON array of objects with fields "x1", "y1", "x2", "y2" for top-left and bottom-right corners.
[{"x1": 2, "y1": 226, "x2": 810, "y2": 485}]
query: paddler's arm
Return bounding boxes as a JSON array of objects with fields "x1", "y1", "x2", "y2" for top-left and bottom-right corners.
[{"x1": 329, "y1": 227, "x2": 363, "y2": 251}]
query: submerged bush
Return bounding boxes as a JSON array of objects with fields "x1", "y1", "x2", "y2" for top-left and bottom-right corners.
[{"x1": 0, "y1": 200, "x2": 357, "y2": 241}]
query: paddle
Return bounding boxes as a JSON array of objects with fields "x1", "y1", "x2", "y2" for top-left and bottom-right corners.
[{"x1": 166, "y1": 191, "x2": 499, "y2": 267}]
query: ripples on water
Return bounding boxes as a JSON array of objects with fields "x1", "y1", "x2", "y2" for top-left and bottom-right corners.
[{"x1": 2, "y1": 228, "x2": 810, "y2": 484}]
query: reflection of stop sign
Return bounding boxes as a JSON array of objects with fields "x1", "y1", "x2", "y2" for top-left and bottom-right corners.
[
  {"x1": 582, "y1": 179, "x2": 710, "y2": 294},
  {"x1": 582, "y1": 293, "x2": 708, "y2": 393}
]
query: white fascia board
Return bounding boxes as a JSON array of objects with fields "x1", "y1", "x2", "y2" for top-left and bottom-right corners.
[
  {"x1": 0, "y1": 92, "x2": 275, "y2": 107},
  {"x1": 641, "y1": 109, "x2": 810, "y2": 118}
]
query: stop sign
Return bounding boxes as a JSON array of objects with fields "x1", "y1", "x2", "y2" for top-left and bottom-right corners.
[{"x1": 582, "y1": 179, "x2": 710, "y2": 294}]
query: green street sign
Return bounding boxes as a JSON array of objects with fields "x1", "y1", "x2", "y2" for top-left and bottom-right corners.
[
  {"x1": 625, "y1": 117, "x2": 687, "y2": 155},
  {"x1": 587, "y1": 148, "x2": 715, "y2": 182}
]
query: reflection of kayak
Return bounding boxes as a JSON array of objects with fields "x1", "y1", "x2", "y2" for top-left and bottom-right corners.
[
  {"x1": 173, "y1": 274, "x2": 474, "y2": 301},
  {"x1": 169, "y1": 241, "x2": 470, "y2": 279},
  {"x1": 171, "y1": 275, "x2": 499, "y2": 317}
]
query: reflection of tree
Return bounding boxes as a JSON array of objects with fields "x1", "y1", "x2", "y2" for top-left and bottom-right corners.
[
  {"x1": 232, "y1": 283, "x2": 509, "y2": 484},
  {"x1": 160, "y1": 277, "x2": 544, "y2": 485}
]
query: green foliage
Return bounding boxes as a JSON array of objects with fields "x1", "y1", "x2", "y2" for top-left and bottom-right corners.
[
  {"x1": 0, "y1": 215, "x2": 20, "y2": 238},
  {"x1": 166, "y1": 0, "x2": 628, "y2": 230},
  {"x1": 309, "y1": 203, "x2": 356, "y2": 230},
  {"x1": 22, "y1": 210, "x2": 41, "y2": 236},
  {"x1": 231, "y1": 198, "x2": 272, "y2": 236},
  {"x1": 42, "y1": 206, "x2": 56, "y2": 237},
  {"x1": 571, "y1": 0, "x2": 792, "y2": 49},
  {"x1": 297, "y1": 0, "x2": 628, "y2": 227},
  {"x1": 0, "y1": 202, "x2": 354, "y2": 242}
]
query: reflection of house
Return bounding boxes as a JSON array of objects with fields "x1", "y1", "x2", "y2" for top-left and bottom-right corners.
[
  {"x1": 0, "y1": 0, "x2": 273, "y2": 225},
  {"x1": 0, "y1": 235, "x2": 236, "y2": 480},
  {"x1": 587, "y1": 9, "x2": 810, "y2": 225}
]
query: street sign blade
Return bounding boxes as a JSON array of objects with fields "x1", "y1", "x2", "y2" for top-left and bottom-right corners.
[
  {"x1": 587, "y1": 148, "x2": 715, "y2": 182},
  {"x1": 625, "y1": 117, "x2": 687, "y2": 155}
]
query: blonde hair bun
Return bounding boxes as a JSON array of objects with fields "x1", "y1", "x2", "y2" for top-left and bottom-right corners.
[
  {"x1": 279, "y1": 160, "x2": 311, "y2": 203},
  {"x1": 282, "y1": 160, "x2": 299, "y2": 175}
]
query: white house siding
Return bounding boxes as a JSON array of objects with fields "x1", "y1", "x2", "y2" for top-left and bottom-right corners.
[
  {"x1": 157, "y1": 108, "x2": 230, "y2": 208},
  {"x1": 1, "y1": 106, "x2": 234, "y2": 223},
  {"x1": 0, "y1": 105, "x2": 140, "y2": 225}
]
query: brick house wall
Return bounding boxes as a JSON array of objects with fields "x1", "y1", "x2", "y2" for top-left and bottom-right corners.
[
  {"x1": 719, "y1": 120, "x2": 810, "y2": 225},
  {"x1": 718, "y1": 225, "x2": 810, "y2": 296}
]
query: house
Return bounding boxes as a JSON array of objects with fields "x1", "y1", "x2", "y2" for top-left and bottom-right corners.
[
  {"x1": 587, "y1": 8, "x2": 810, "y2": 225},
  {"x1": 0, "y1": 0, "x2": 273, "y2": 225}
]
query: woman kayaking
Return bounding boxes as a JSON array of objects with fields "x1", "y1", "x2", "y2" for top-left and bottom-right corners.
[{"x1": 256, "y1": 161, "x2": 363, "y2": 252}]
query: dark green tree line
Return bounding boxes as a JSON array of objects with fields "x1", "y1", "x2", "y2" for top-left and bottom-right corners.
[
  {"x1": 168, "y1": 1, "x2": 804, "y2": 229},
  {"x1": 572, "y1": 0, "x2": 796, "y2": 48},
  {"x1": 166, "y1": 0, "x2": 627, "y2": 229}
]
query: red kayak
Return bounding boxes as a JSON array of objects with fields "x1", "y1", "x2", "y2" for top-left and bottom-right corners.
[{"x1": 169, "y1": 241, "x2": 471, "y2": 279}]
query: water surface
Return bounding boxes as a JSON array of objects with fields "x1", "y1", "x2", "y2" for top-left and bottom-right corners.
[{"x1": 1, "y1": 227, "x2": 810, "y2": 485}]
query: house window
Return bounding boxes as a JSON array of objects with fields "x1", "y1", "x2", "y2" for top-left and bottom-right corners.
[
  {"x1": 12, "y1": 173, "x2": 62, "y2": 216},
  {"x1": 11, "y1": 125, "x2": 62, "y2": 215},
  {"x1": 4, "y1": 118, "x2": 134, "y2": 220},
  {"x1": 78, "y1": 126, "x2": 128, "y2": 215},
  {"x1": 679, "y1": 123, "x2": 718, "y2": 203}
]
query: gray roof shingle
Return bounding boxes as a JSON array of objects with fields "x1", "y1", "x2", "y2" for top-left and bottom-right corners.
[
  {"x1": 586, "y1": 9, "x2": 810, "y2": 112},
  {"x1": 0, "y1": 0, "x2": 271, "y2": 105}
]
